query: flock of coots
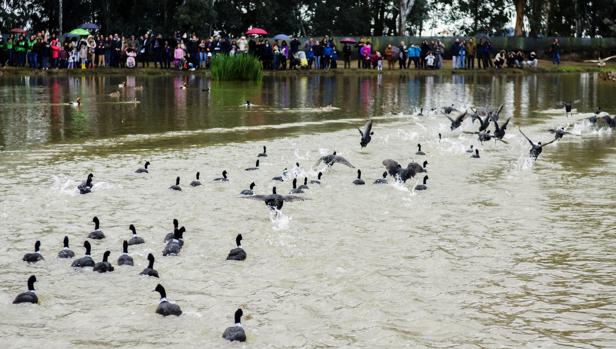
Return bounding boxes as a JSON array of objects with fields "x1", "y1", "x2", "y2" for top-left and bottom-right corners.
[{"x1": 13, "y1": 101, "x2": 614, "y2": 344}]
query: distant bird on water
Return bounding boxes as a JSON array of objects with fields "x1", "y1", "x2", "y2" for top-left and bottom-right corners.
[
  {"x1": 13, "y1": 275, "x2": 38, "y2": 304},
  {"x1": 77, "y1": 173, "x2": 94, "y2": 194},
  {"x1": 153, "y1": 284, "x2": 182, "y2": 316},
  {"x1": 135, "y1": 161, "x2": 150, "y2": 173},
  {"x1": 222, "y1": 308, "x2": 247, "y2": 342}
]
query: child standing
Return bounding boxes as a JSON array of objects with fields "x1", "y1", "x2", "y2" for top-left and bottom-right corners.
[{"x1": 426, "y1": 52, "x2": 435, "y2": 69}]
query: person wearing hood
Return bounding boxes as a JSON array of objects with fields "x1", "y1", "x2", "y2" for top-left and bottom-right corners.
[
  {"x1": 451, "y1": 38, "x2": 460, "y2": 69},
  {"x1": 465, "y1": 38, "x2": 476, "y2": 69}
]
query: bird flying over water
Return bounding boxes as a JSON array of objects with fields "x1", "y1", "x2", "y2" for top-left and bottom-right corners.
[
  {"x1": 519, "y1": 128, "x2": 557, "y2": 160},
  {"x1": 314, "y1": 151, "x2": 355, "y2": 168},
  {"x1": 358, "y1": 120, "x2": 374, "y2": 148}
]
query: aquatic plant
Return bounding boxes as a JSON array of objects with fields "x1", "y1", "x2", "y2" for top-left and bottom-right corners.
[{"x1": 210, "y1": 54, "x2": 263, "y2": 81}]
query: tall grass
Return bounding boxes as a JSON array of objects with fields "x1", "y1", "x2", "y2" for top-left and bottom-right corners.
[{"x1": 210, "y1": 54, "x2": 263, "y2": 81}]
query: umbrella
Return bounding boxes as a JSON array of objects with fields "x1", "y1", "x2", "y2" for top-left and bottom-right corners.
[
  {"x1": 246, "y1": 27, "x2": 268, "y2": 35},
  {"x1": 272, "y1": 34, "x2": 290, "y2": 41},
  {"x1": 340, "y1": 37, "x2": 357, "y2": 44},
  {"x1": 78, "y1": 22, "x2": 99, "y2": 30},
  {"x1": 63, "y1": 33, "x2": 80, "y2": 38},
  {"x1": 10, "y1": 28, "x2": 27, "y2": 34},
  {"x1": 69, "y1": 28, "x2": 90, "y2": 36}
]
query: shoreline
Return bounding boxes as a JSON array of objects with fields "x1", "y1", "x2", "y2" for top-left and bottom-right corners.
[{"x1": 0, "y1": 60, "x2": 611, "y2": 78}]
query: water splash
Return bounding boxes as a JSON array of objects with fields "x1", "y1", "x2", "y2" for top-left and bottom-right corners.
[{"x1": 269, "y1": 209, "x2": 291, "y2": 230}]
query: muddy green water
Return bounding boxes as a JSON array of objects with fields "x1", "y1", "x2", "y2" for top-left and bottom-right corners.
[{"x1": 0, "y1": 73, "x2": 615, "y2": 348}]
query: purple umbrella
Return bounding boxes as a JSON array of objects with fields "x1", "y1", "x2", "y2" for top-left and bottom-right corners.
[{"x1": 78, "y1": 22, "x2": 99, "y2": 30}]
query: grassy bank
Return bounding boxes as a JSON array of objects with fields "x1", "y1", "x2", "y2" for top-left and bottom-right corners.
[{"x1": 0, "y1": 60, "x2": 612, "y2": 78}]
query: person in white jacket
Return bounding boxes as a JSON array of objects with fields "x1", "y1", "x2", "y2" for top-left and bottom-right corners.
[{"x1": 238, "y1": 36, "x2": 248, "y2": 54}]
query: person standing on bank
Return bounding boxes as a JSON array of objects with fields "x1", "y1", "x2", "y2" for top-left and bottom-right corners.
[
  {"x1": 551, "y1": 38, "x2": 560, "y2": 66},
  {"x1": 465, "y1": 38, "x2": 475, "y2": 69},
  {"x1": 343, "y1": 43, "x2": 351, "y2": 69}
]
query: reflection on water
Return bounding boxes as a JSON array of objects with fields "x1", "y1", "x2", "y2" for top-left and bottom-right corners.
[{"x1": 1, "y1": 73, "x2": 614, "y2": 151}]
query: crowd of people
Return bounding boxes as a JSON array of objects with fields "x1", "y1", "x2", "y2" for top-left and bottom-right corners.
[{"x1": 0, "y1": 30, "x2": 551, "y2": 72}]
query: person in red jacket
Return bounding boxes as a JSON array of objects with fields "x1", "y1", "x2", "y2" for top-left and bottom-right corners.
[{"x1": 50, "y1": 34, "x2": 60, "y2": 69}]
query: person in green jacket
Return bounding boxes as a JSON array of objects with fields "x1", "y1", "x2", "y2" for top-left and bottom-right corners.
[
  {"x1": 15, "y1": 35, "x2": 27, "y2": 66},
  {"x1": 0, "y1": 35, "x2": 5, "y2": 67},
  {"x1": 6, "y1": 36, "x2": 14, "y2": 66},
  {"x1": 27, "y1": 34, "x2": 38, "y2": 68}
]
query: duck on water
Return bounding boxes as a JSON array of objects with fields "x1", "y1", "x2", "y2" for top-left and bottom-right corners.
[
  {"x1": 222, "y1": 308, "x2": 247, "y2": 342},
  {"x1": 77, "y1": 173, "x2": 94, "y2": 194},
  {"x1": 13, "y1": 275, "x2": 38, "y2": 304},
  {"x1": 117, "y1": 240, "x2": 134, "y2": 266},
  {"x1": 57, "y1": 236, "x2": 75, "y2": 258},
  {"x1": 140, "y1": 253, "x2": 159, "y2": 278},
  {"x1": 72, "y1": 241, "x2": 95, "y2": 268},
  {"x1": 240, "y1": 182, "x2": 256, "y2": 196},
  {"x1": 226, "y1": 234, "x2": 247, "y2": 261},
  {"x1": 127, "y1": 224, "x2": 145, "y2": 245},
  {"x1": 23, "y1": 240, "x2": 43, "y2": 263},
  {"x1": 169, "y1": 176, "x2": 182, "y2": 191},
  {"x1": 154, "y1": 284, "x2": 182, "y2": 316},
  {"x1": 88, "y1": 216, "x2": 105, "y2": 239},
  {"x1": 163, "y1": 227, "x2": 185, "y2": 256},
  {"x1": 93, "y1": 250, "x2": 114, "y2": 273},
  {"x1": 135, "y1": 161, "x2": 150, "y2": 173},
  {"x1": 190, "y1": 172, "x2": 202, "y2": 187}
]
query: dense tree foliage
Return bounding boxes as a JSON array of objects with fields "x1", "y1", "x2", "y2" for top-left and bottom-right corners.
[{"x1": 0, "y1": 0, "x2": 615, "y2": 37}]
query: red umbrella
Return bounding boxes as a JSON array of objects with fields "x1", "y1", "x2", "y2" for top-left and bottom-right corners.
[
  {"x1": 245, "y1": 27, "x2": 268, "y2": 35},
  {"x1": 340, "y1": 37, "x2": 357, "y2": 44},
  {"x1": 10, "y1": 28, "x2": 27, "y2": 34}
]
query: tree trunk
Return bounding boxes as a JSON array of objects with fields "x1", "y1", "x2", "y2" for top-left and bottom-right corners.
[
  {"x1": 514, "y1": 0, "x2": 525, "y2": 36},
  {"x1": 472, "y1": 0, "x2": 479, "y2": 34},
  {"x1": 398, "y1": 0, "x2": 416, "y2": 36},
  {"x1": 574, "y1": 0, "x2": 582, "y2": 37}
]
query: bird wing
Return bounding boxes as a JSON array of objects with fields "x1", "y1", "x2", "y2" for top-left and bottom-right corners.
[
  {"x1": 494, "y1": 104, "x2": 504, "y2": 118},
  {"x1": 455, "y1": 111, "x2": 468, "y2": 123},
  {"x1": 492, "y1": 118, "x2": 500, "y2": 130},
  {"x1": 501, "y1": 118, "x2": 511, "y2": 131},
  {"x1": 357, "y1": 127, "x2": 364, "y2": 137},
  {"x1": 463, "y1": 131, "x2": 479, "y2": 135},
  {"x1": 604, "y1": 55, "x2": 616, "y2": 62},
  {"x1": 540, "y1": 138, "x2": 557, "y2": 148},
  {"x1": 241, "y1": 195, "x2": 270, "y2": 201},
  {"x1": 497, "y1": 138, "x2": 509, "y2": 144},
  {"x1": 407, "y1": 162, "x2": 422, "y2": 172},
  {"x1": 518, "y1": 128, "x2": 535, "y2": 146},
  {"x1": 280, "y1": 195, "x2": 306, "y2": 202},
  {"x1": 363, "y1": 120, "x2": 373, "y2": 135},
  {"x1": 382, "y1": 159, "x2": 400, "y2": 172},
  {"x1": 334, "y1": 156, "x2": 355, "y2": 168},
  {"x1": 314, "y1": 157, "x2": 325, "y2": 167}
]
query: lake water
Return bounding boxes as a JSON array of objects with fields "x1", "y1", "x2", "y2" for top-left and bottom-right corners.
[{"x1": 1, "y1": 72, "x2": 615, "y2": 348}]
